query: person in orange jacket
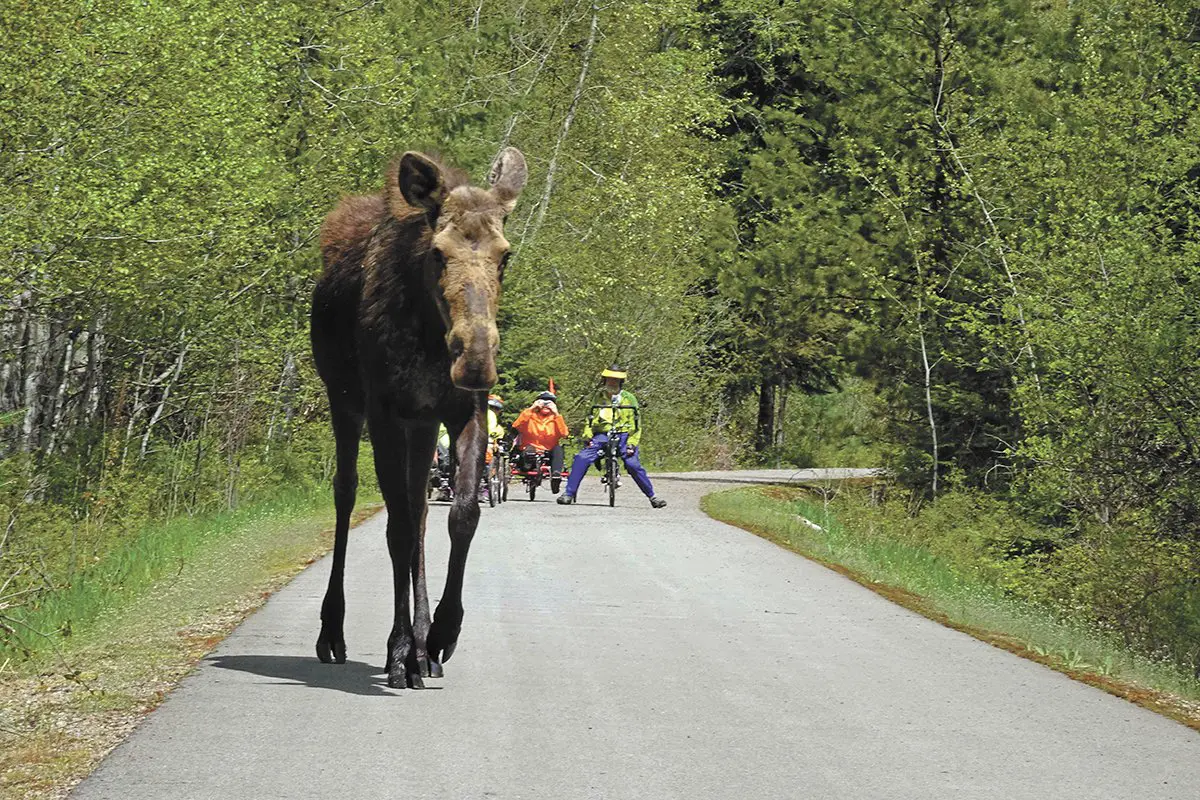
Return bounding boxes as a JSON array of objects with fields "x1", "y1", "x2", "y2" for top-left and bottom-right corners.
[{"x1": 510, "y1": 390, "x2": 570, "y2": 494}]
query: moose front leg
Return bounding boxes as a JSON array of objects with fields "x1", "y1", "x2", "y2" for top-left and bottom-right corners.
[{"x1": 427, "y1": 407, "x2": 486, "y2": 665}]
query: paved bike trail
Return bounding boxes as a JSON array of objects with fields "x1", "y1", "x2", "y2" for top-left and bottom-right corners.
[{"x1": 73, "y1": 471, "x2": 1199, "y2": 799}]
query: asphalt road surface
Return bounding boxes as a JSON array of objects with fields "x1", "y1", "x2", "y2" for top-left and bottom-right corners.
[{"x1": 74, "y1": 470, "x2": 1199, "y2": 799}]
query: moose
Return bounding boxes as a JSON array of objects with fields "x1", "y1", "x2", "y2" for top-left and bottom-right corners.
[{"x1": 310, "y1": 147, "x2": 527, "y2": 689}]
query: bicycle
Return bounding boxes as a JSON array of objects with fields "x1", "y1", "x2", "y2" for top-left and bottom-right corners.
[
  {"x1": 485, "y1": 438, "x2": 509, "y2": 506},
  {"x1": 588, "y1": 395, "x2": 640, "y2": 508},
  {"x1": 428, "y1": 446, "x2": 453, "y2": 502},
  {"x1": 498, "y1": 440, "x2": 511, "y2": 502},
  {"x1": 511, "y1": 445, "x2": 569, "y2": 501}
]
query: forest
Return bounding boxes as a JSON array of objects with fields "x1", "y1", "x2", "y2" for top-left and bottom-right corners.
[{"x1": 2, "y1": 1, "x2": 1199, "y2": 676}]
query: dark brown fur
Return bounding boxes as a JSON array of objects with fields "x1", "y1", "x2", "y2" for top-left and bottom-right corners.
[{"x1": 310, "y1": 148, "x2": 527, "y2": 688}]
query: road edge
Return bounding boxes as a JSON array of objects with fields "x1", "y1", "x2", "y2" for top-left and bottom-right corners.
[{"x1": 700, "y1": 487, "x2": 1200, "y2": 735}]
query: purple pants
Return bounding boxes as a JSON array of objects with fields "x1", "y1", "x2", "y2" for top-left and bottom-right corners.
[{"x1": 564, "y1": 432, "x2": 655, "y2": 498}]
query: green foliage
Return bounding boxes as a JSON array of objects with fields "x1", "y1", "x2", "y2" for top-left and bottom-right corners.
[
  {"x1": 4, "y1": 0, "x2": 1200, "y2": 684},
  {"x1": 775, "y1": 378, "x2": 887, "y2": 469},
  {"x1": 998, "y1": 2, "x2": 1200, "y2": 545},
  {"x1": 826, "y1": 484, "x2": 1200, "y2": 678},
  {"x1": 0, "y1": 0, "x2": 730, "y2": 648},
  {"x1": 696, "y1": 1, "x2": 1200, "y2": 666},
  {"x1": 483, "y1": 0, "x2": 728, "y2": 456}
]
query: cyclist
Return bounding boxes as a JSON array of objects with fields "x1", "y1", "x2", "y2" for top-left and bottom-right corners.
[
  {"x1": 433, "y1": 422, "x2": 453, "y2": 501},
  {"x1": 481, "y1": 394, "x2": 505, "y2": 502},
  {"x1": 557, "y1": 365, "x2": 667, "y2": 508},
  {"x1": 487, "y1": 394, "x2": 505, "y2": 442},
  {"x1": 510, "y1": 390, "x2": 570, "y2": 494}
]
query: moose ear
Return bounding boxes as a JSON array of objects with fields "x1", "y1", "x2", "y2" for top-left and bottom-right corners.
[
  {"x1": 397, "y1": 152, "x2": 446, "y2": 212},
  {"x1": 488, "y1": 147, "x2": 528, "y2": 213}
]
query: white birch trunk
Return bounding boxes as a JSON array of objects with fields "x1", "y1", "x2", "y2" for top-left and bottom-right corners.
[
  {"x1": 518, "y1": 4, "x2": 599, "y2": 268},
  {"x1": 122, "y1": 356, "x2": 147, "y2": 470},
  {"x1": 140, "y1": 335, "x2": 188, "y2": 458},
  {"x1": 264, "y1": 352, "x2": 297, "y2": 455},
  {"x1": 44, "y1": 333, "x2": 75, "y2": 454},
  {"x1": 0, "y1": 298, "x2": 19, "y2": 414},
  {"x1": 20, "y1": 315, "x2": 48, "y2": 452},
  {"x1": 84, "y1": 317, "x2": 104, "y2": 419},
  {"x1": 919, "y1": 320, "x2": 939, "y2": 498}
]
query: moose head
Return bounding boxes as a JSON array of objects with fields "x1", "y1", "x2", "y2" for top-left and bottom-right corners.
[{"x1": 392, "y1": 147, "x2": 528, "y2": 391}]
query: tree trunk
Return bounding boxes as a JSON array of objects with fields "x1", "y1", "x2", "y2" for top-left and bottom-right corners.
[
  {"x1": 0, "y1": 294, "x2": 30, "y2": 456},
  {"x1": 919, "y1": 322, "x2": 940, "y2": 498},
  {"x1": 519, "y1": 3, "x2": 599, "y2": 267},
  {"x1": 44, "y1": 331, "x2": 75, "y2": 455},
  {"x1": 774, "y1": 379, "x2": 787, "y2": 457},
  {"x1": 140, "y1": 335, "x2": 188, "y2": 458},
  {"x1": 122, "y1": 356, "x2": 147, "y2": 471},
  {"x1": 929, "y1": 5, "x2": 952, "y2": 281},
  {"x1": 0, "y1": 294, "x2": 24, "y2": 419},
  {"x1": 83, "y1": 315, "x2": 104, "y2": 420},
  {"x1": 265, "y1": 351, "x2": 297, "y2": 455},
  {"x1": 755, "y1": 377, "x2": 777, "y2": 454},
  {"x1": 20, "y1": 314, "x2": 49, "y2": 453}
]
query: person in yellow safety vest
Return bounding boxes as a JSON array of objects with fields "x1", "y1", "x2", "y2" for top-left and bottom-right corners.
[
  {"x1": 486, "y1": 394, "x2": 505, "y2": 443},
  {"x1": 480, "y1": 394, "x2": 505, "y2": 503},
  {"x1": 558, "y1": 365, "x2": 666, "y2": 508},
  {"x1": 433, "y1": 423, "x2": 452, "y2": 502}
]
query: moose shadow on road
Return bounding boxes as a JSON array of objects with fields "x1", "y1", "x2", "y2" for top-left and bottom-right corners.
[{"x1": 205, "y1": 654, "x2": 440, "y2": 696}]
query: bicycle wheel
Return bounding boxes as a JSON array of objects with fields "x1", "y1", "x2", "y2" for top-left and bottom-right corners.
[
  {"x1": 487, "y1": 458, "x2": 498, "y2": 508},
  {"x1": 528, "y1": 476, "x2": 537, "y2": 501},
  {"x1": 607, "y1": 445, "x2": 617, "y2": 507},
  {"x1": 500, "y1": 455, "x2": 510, "y2": 502}
]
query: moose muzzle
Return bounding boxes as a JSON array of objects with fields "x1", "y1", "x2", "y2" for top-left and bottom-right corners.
[{"x1": 447, "y1": 319, "x2": 499, "y2": 390}]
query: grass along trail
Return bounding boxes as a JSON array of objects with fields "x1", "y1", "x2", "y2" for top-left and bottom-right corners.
[{"x1": 0, "y1": 493, "x2": 381, "y2": 800}]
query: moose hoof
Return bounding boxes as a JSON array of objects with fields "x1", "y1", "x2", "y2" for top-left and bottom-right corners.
[
  {"x1": 416, "y1": 654, "x2": 444, "y2": 679},
  {"x1": 387, "y1": 666, "x2": 426, "y2": 690},
  {"x1": 428, "y1": 640, "x2": 457, "y2": 666},
  {"x1": 427, "y1": 632, "x2": 459, "y2": 666},
  {"x1": 316, "y1": 635, "x2": 347, "y2": 664},
  {"x1": 428, "y1": 612, "x2": 462, "y2": 665}
]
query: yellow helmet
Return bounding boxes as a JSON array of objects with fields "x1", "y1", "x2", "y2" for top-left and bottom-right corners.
[{"x1": 600, "y1": 364, "x2": 627, "y2": 380}]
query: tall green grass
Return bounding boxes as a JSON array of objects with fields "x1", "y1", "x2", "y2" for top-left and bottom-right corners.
[
  {"x1": 703, "y1": 486, "x2": 1200, "y2": 702},
  {"x1": 2, "y1": 487, "x2": 337, "y2": 664}
]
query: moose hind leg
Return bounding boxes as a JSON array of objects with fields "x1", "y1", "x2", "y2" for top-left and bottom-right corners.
[
  {"x1": 372, "y1": 421, "x2": 427, "y2": 689},
  {"x1": 317, "y1": 406, "x2": 363, "y2": 664},
  {"x1": 408, "y1": 423, "x2": 442, "y2": 678}
]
